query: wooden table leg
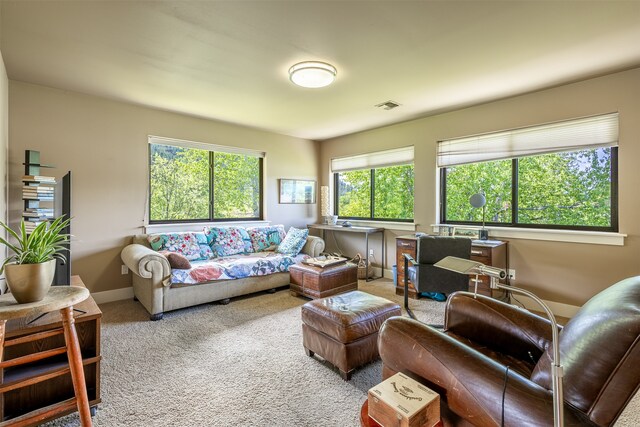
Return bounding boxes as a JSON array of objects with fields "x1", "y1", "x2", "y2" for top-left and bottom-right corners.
[
  {"x1": 60, "y1": 306, "x2": 93, "y2": 426},
  {"x1": 1, "y1": 320, "x2": 5, "y2": 419}
]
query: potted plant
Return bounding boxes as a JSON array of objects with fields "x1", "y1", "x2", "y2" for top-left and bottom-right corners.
[{"x1": 0, "y1": 216, "x2": 71, "y2": 303}]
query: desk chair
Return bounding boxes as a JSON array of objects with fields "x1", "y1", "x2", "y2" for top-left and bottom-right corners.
[{"x1": 403, "y1": 236, "x2": 471, "y2": 319}]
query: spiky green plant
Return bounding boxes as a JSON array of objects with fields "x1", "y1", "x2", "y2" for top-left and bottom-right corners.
[{"x1": 0, "y1": 216, "x2": 71, "y2": 274}]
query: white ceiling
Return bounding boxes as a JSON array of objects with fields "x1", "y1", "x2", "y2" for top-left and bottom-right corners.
[{"x1": 2, "y1": 1, "x2": 640, "y2": 141}]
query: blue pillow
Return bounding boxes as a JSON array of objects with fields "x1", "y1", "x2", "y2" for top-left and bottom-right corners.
[{"x1": 276, "y1": 227, "x2": 309, "y2": 256}]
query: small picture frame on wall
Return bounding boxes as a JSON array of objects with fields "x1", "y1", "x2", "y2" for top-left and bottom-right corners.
[{"x1": 279, "y1": 179, "x2": 316, "y2": 204}]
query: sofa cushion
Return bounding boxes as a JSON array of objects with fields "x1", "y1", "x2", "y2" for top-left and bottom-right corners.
[
  {"x1": 277, "y1": 227, "x2": 309, "y2": 255},
  {"x1": 204, "y1": 226, "x2": 248, "y2": 257},
  {"x1": 170, "y1": 251, "x2": 309, "y2": 285},
  {"x1": 247, "y1": 225, "x2": 286, "y2": 252},
  {"x1": 159, "y1": 250, "x2": 193, "y2": 269},
  {"x1": 147, "y1": 232, "x2": 202, "y2": 261}
]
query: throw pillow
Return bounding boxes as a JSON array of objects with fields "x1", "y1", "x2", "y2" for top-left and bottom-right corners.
[
  {"x1": 276, "y1": 227, "x2": 309, "y2": 256},
  {"x1": 247, "y1": 225, "x2": 286, "y2": 252},
  {"x1": 147, "y1": 232, "x2": 201, "y2": 261},
  {"x1": 204, "y1": 226, "x2": 246, "y2": 257},
  {"x1": 194, "y1": 232, "x2": 214, "y2": 259},
  {"x1": 159, "y1": 250, "x2": 192, "y2": 269}
]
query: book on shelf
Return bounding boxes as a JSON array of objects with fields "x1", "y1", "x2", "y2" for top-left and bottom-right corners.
[
  {"x1": 22, "y1": 186, "x2": 54, "y2": 192},
  {"x1": 23, "y1": 195, "x2": 54, "y2": 201},
  {"x1": 22, "y1": 175, "x2": 56, "y2": 183}
]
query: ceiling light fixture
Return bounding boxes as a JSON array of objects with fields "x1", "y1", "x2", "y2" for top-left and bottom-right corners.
[{"x1": 289, "y1": 61, "x2": 337, "y2": 88}]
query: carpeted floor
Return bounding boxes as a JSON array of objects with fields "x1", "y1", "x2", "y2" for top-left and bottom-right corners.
[{"x1": 44, "y1": 278, "x2": 639, "y2": 427}]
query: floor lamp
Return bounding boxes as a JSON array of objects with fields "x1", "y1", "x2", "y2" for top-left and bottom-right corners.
[{"x1": 434, "y1": 256, "x2": 564, "y2": 427}]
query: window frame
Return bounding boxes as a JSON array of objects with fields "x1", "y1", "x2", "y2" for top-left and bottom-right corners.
[
  {"x1": 439, "y1": 147, "x2": 618, "y2": 232},
  {"x1": 333, "y1": 165, "x2": 414, "y2": 223},
  {"x1": 148, "y1": 144, "x2": 263, "y2": 224}
]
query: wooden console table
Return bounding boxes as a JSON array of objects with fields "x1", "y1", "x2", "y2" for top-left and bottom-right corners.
[
  {"x1": 307, "y1": 224, "x2": 385, "y2": 282},
  {"x1": 1, "y1": 276, "x2": 101, "y2": 425},
  {"x1": 396, "y1": 235, "x2": 508, "y2": 300}
]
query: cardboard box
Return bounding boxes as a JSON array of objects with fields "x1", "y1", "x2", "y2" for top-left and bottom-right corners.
[{"x1": 368, "y1": 372, "x2": 440, "y2": 427}]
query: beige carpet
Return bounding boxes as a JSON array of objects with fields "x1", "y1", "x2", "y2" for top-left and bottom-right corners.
[{"x1": 44, "y1": 279, "x2": 639, "y2": 427}]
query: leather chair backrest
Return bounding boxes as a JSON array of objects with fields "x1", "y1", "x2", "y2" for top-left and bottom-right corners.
[
  {"x1": 530, "y1": 276, "x2": 640, "y2": 426},
  {"x1": 416, "y1": 236, "x2": 471, "y2": 264}
]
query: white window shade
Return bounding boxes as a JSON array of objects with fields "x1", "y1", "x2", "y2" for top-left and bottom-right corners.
[
  {"x1": 149, "y1": 135, "x2": 265, "y2": 158},
  {"x1": 437, "y1": 113, "x2": 618, "y2": 167},
  {"x1": 331, "y1": 146, "x2": 414, "y2": 172}
]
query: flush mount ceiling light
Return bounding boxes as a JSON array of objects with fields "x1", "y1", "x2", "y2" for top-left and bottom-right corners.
[{"x1": 288, "y1": 61, "x2": 337, "y2": 88}]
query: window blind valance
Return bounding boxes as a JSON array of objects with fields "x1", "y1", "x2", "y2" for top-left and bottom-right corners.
[
  {"x1": 437, "y1": 113, "x2": 618, "y2": 167},
  {"x1": 331, "y1": 146, "x2": 414, "y2": 172},
  {"x1": 148, "y1": 136, "x2": 265, "y2": 158}
]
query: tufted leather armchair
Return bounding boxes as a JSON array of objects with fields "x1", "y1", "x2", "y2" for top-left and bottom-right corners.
[{"x1": 378, "y1": 276, "x2": 640, "y2": 426}]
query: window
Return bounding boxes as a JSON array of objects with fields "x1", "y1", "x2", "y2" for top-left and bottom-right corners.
[
  {"x1": 439, "y1": 114, "x2": 618, "y2": 231},
  {"x1": 149, "y1": 138, "x2": 262, "y2": 223},
  {"x1": 332, "y1": 147, "x2": 414, "y2": 222}
]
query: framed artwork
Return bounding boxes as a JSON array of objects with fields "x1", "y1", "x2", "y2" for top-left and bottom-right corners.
[{"x1": 279, "y1": 179, "x2": 316, "y2": 204}]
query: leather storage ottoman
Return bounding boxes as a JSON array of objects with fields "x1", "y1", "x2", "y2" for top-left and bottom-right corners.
[
  {"x1": 290, "y1": 262, "x2": 358, "y2": 299},
  {"x1": 301, "y1": 290, "x2": 401, "y2": 380}
]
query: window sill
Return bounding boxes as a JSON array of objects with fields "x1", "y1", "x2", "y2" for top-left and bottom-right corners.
[
  {"x1": 145, "y1": 220, "x2": 270, "y2": 234},
  {"x1": 433, "y1": 224, "x2": 626, "y2": 246},
  {"x1": 344, "y1": 220, "x2": 417, "y2": 232}
]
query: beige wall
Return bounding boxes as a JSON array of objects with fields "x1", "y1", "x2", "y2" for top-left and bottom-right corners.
[
  {"x1": 0, "y1": 50, "x2": 7, "y2": 293},
  {"x1": 320, "y1": 67, "x2": 640, "y2": 306},
  {"x1": 8, "y1": 81, "x2": 318, "y2": 293}
]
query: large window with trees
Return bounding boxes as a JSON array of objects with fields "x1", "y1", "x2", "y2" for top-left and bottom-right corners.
[
  {"x1": 149, "y1": 138, "x2": 262, "y2": 223},
  {"x1": 332, "y1": 147, "x2": 414, "y2": 222},
  {"x1": 439, "y1": 113, "x2": 618, "y2": 231}
]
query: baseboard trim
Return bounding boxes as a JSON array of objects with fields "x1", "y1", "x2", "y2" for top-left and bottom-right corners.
[
  {"x1": 92, "y1": 287, "x2": 134, "y2": 304},
  {"x1": 511, "y1": 294, "x2": 580, "y2": 319}
]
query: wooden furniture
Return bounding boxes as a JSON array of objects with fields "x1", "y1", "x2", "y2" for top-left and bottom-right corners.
[
  {"x1": 307, "y1": 224, "x2": 385, "y2": 281},
  {"x1": 289, "y1": 262, "x2": 358, "y2": 299},
  {"x1": 395, "y1": 235, "x2": 508, "y2": 300},
  {"x1": 1, "y1": 276, "x2": 101, "y2": 426}
]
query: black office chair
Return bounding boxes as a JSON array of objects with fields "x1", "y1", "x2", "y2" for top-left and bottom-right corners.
[{"x1": 403, "y1": 236, "x2": 471, "y2": 319}]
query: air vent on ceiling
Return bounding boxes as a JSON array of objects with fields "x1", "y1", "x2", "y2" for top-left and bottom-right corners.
[{"x1": 375, "y1": 100, "x2": 401, "y2": 110}]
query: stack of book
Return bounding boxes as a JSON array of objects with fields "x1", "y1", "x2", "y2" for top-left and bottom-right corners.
[
  {"x1": 22, "y1": 184, "x2": 55, "y2": 200},
  {"x1": 22, "y1": 175, "x2": 57, "y2": 233}
]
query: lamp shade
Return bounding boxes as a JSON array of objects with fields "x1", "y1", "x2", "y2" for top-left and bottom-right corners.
[
  {"x1": 289, "y1": 61, "x2": 337, "y2": 88},
  {"x1": 469, "y1": 193, "x2": 486, "y2": 208}
]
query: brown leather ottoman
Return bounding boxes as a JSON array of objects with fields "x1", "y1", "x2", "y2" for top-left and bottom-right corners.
[
  {"x1": 301, "y1": 290, "x2": 401, "y2": 380},
  {"x1": 290, "y1": 262, "x2": 358, "y2": 299}
]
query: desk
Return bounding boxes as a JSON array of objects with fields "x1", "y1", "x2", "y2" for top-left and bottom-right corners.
[
  {"x1": 396, "y1": 235, "x2": 508, "y2": 300},
  {"x1": 307, "y1": 224, "x2": 385, "y2": 282}
]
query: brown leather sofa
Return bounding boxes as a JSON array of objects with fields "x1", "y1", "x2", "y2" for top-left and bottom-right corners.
[{"x1": 378, "y1": 276, "x2": 640, "y2": 426}]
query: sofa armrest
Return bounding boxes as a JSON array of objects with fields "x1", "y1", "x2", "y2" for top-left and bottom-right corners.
[
  {"x1": 301, "y1": 235, "x2": 325, "y2": 257},
  {"x1": 379, "y1": 317, "x2": 592, "y2": 426},
  {"x1": 445, "y1": 292, "x2": 556, "y2": 362},
  {"x1": 121, "y1": 243, "x2": 171, "y2": 285}
]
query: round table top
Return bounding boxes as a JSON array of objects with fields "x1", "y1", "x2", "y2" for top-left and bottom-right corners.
[{"x1": 0, "y1": 287, "x2": 90, "y2": 321}]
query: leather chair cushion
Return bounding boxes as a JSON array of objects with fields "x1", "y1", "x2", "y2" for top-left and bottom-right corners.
[{"x1": 301, "y1": 290, "x2": 401, "y2": 343}]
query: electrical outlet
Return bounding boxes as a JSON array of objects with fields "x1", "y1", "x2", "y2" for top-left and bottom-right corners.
[
  {"x1": 507, "y1": 269, "x2": 516, "y2": 281},
  {"x1": 369, "y1": 249, "x2": 374, "y2": 257},
  {"x1": 121, "y1": 265, "x2": 129, "y2": 275}
]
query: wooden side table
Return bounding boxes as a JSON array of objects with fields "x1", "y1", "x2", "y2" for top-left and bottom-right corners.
[{"x1": 0, "y1": 286, "x2": 93, "y2": 427}]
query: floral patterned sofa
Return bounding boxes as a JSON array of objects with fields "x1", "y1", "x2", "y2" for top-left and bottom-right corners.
[{"x1": 121, "y1": 225, "x2": 324, "y2": 320}]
